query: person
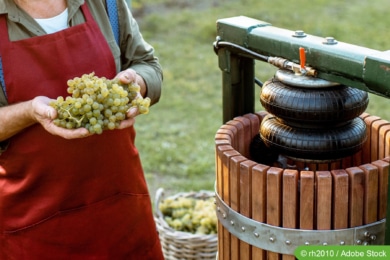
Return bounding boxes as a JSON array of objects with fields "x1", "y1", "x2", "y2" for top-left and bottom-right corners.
[{"x1": 0, "y1": 0, "x2": 164, "y2": 259}]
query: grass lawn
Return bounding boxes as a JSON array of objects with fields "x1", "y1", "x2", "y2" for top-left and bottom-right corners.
[{"x1": 130, "y1": 0, "x2": 390, "y2": 199}]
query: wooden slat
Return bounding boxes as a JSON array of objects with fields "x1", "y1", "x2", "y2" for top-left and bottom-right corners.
[
  {"x1": 295, "y1": 161, "x2": 306, "y2": 171},
  {"x1": 227, "y1": 120, "x2": 245, "y2": 157},
  {"x1": 266, "y1": 167, "x2": 283, "y2": 260},
  {"x1": 215, "y1": 139, "x2": 231, "y2": 147},
  {"x1": 244, "y1": 113, "x2": 260, "y2": 139},
  {"x1": 379, "y1": 125, "x2": 390, "y2": 159},
  {"x1": 345, "y1": 167, "x2": 364, "y2": 227},
  {"x1": 227, "y1": 122, "x2": 239, "y2": 152},
  {"x1": 215, "y1": 141, "x2": 231, "y2": 198},
  {"x1": 331, "y1": 170, "x2": 349, "y2": 229},
  {"x1": 372, "y1": 160, "x2": 389, "y2": 219},
  {"x1": 282, "y1": 169, "x2": 298, "y2": 260},
  {"x1": 386, "y1": 128, "x2": 390, "y2": 158},
  {"x1": 219, "y1": 125, "x2": 238, "y2": 148},
  {"x1": 215, "y1": 143, "x2": 232, "y2": 260},
  {"x1": 300, "y1": 171, "x2": 314, "y2": 230},
  {"x1": 216, "y1": 127, "x2": 234, "y2": 140},
  {"x1": 316, "y1": 171, "x2": 332, "y2": 230},
  {"x1": 217, "y1": 145, "x2": 235, "y2": 206},
  {"x1": 360, "y1": 112, "x2": 370, "y2": 119},
  {"x1": 359, "y1": 164, "x2": 379, "y2": 224},
  {"x1": 317, "y1": 162, "x2": 330, "y2": 171},
  {"x1": 221, "y1": 149, "x2": 241, "y2": 260},
  {"x1": 233, "y1": 116, "x2": 252, "y2": 158},
  {"x1": 215, "y1": 132, "x2": 233, "y2": 145},
  {"x1": 362, "y1": 115, "x2": 381, "y2": 164},
  {"x1": 230, "y1": 155, "x2": 247, "y2": 260},
  {"x1": 239, "y1": 160, "x2": 257, "y2": 260},
  {"x1": 306, "y1": 162, "x2": 317, "y2": 171},
  {"x1": 330, "y1": 160, "x2": 342, "y2": 170},
  {"x1": 341, "y1": 156, "x2": 353, "y2": 169},
  {"x1": 251, "y1": 164, "x2": 269, "y2": 260},
  {"x1": 352, "y1": 150, "x2": 363, "y2": 169},
  {"x1": 219, "y1": 147, "x2": 236, "y2": 202},
  {"x1": 371, "y1": 119, "x2": 390, "y2": 161}
]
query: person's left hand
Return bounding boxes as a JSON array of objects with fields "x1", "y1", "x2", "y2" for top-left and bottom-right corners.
[
  {"x1": 114, "y1": 69, "x2": 145, "y2": 129},
  {"x1": 116, "y1": 68, "x2": 138, "y2": 84}
]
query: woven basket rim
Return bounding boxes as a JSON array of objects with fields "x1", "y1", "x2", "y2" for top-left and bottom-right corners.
[
  {"x1": 154, "y1": 188, "x2": 218, "y2": 259},
  {"x1": 154, "y1": 188, "x2": 217, "y2": 238}
]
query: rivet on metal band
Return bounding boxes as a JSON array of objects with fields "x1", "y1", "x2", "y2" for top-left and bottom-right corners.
[{"x1": 215, "y1": 190, "x2": 386, "y2": 255}]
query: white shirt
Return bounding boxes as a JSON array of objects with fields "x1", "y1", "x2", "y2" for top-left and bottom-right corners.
[{"x1": 35, "y1": 8, "x2": 69, "y2": 34}]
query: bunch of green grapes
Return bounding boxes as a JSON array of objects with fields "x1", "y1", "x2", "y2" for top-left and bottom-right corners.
[
  {"x1": 49, "y1": 72, "x2": 150, "y2": 134},
  {"x1": 159, "y1": 195, "x2": 217, "y2": 235}
]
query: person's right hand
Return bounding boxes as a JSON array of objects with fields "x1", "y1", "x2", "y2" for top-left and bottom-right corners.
[{"x1": 31, "y1": 96, "x2": 92, "y2": 139}]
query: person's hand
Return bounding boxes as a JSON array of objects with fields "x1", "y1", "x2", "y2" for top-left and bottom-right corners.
[
  {"x1": 115, "y1": 106, "x2": 137, "y2": 129},
  {"x1": 114, "y1": 69, "x2": 146, "y2": 129},
  {"x1": 115, "y1": 68, "x2": 147, "y2": 97},
  {"x1": 31, "y1": 96, "x2": 91, "y2": 139},
  {"x1": 116, "y1": 68, "x2": 138, "y2": 85}
]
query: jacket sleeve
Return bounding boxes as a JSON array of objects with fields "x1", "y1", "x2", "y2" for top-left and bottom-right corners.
[
  {"x1": 0, "y1": 78, "x2": 10, "y2": 153},
  {"x1": 0, "y1": 82, "x2": 8, "y2": 153},
  {"x1": 0, "y1": 84, "x2": 7, "y2": 107},
  {"x1": 117, "y1": 0, "x2": 163, "y2": 105}
]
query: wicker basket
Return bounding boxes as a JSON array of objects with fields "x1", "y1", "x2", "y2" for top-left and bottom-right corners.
[{"x1": 154, "y1": 188, "x2": 218, "y2": 260}]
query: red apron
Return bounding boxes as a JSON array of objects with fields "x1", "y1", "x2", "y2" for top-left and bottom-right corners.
[{"x1": 0, "y1": 4, "x2": 163, "y2": 260}]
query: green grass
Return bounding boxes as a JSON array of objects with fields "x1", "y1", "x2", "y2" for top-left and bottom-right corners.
[{"x1": 130, "y1": 0, "x2": 390, "y2": 198}]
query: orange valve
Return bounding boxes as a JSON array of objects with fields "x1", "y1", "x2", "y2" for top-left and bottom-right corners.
[{"x1": 299, "y1": 47, "x2": 306, "y2": 69}]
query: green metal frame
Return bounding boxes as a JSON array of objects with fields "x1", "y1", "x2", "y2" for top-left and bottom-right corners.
[
  {"x1": 216, "y1": 16, "x2": 390, "y2": 122},
  {"x1": 215, "y1": 16, "x2": 390, "y2": 244}
]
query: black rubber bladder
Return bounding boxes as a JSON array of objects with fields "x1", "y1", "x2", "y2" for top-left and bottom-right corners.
[
  {"x1": 260, "y1": 78, "x2": 369, "y2": 128},
  {"x1": 259, "y1": 115, "x2": 367, "y2": 161}
]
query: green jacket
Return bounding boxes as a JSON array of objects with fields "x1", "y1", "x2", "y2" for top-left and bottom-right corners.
[{"x1": 0, "y1": 0, "x2": 163, "y2": 107}]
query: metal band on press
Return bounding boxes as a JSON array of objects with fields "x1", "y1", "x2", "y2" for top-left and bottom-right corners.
[{"x1": 215, "y1": 191, "x2": 385, "y2": 255}]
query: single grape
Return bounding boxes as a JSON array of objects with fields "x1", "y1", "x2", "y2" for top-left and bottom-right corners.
[
  {"x1": 107, "y1": 121, "x2": 116, "y2": 130},
  {"x1": 89, "y1": 117, "x2": 97, "y2": 125}
]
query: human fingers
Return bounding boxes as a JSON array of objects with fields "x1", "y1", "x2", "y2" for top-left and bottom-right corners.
[
  {"x1": 44, "y1": 123, "x2": 91, "y2": 139},
  {"x1": 115, "y1": 68, "x2": 137, "y2": 84},
  {"x1": 117, "y1": 117, "x2": 136, "y2": 129},
  {"x1": 31, "y1": 96, "x2": 91, "y2": 139},
  {"x1": 31, "y1": 96, "x2": 57, "y2": 122}
]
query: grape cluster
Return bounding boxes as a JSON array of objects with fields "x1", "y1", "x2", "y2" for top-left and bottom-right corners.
[
  {"x1": 159, "y1": 196, "x2": 217, "y2": 235},
  {"x1": 49, "y1": 72, "x2": 150, "y2": 134}
]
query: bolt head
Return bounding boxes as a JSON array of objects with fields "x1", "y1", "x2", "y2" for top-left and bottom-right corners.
[
  {"x1": 293, "y1": 30, "x2": 306, "y2": 38},
  {"x1": 323, "y1": 36, "x2": 338, "y2": 45}
]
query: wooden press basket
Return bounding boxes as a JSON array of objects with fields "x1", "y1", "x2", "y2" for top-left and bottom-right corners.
[
  {"x1": 154, "y1": 188, "x2": 218, "y2": 260},
  {"x1": 215, "y1": 111, "x2": 389, "y2": 260}
]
